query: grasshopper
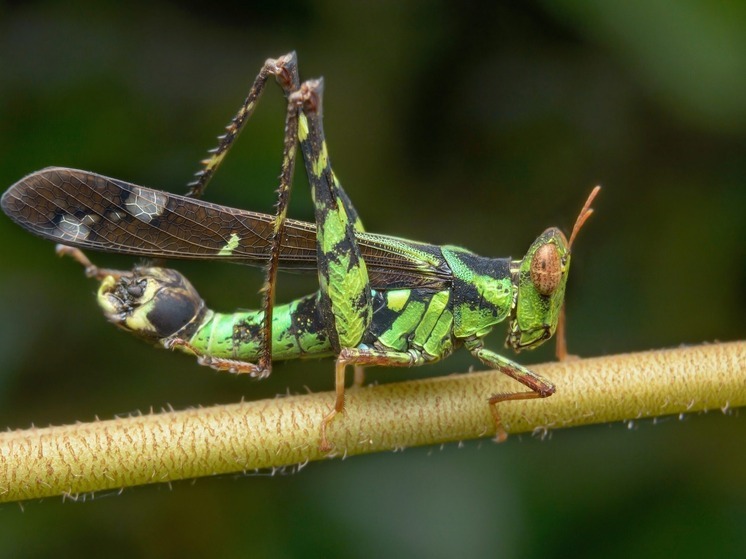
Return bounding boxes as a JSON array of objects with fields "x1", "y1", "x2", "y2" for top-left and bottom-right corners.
[{"x1": 1, "y1": 53, "x2": 598, "y2": 451}]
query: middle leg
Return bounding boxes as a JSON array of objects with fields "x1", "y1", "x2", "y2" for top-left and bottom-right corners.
[{"x1": 320, "y1": 347, "x2": 425, "y2": 451}]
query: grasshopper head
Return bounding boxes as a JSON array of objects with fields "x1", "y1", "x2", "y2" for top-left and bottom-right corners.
[
  {"x1": 97, "y1": 267, "x2": 204, "y2": 342},
  {"x1": 507, "y1": 187, "x2": 599, "y2": 352},
  {"x1": 507, "y1": 228, "x2": 570, "y2": 351}
]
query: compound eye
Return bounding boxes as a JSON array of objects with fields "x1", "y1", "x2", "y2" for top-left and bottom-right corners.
[{"x1": 530, "y1": 243, "x2": 562, "y2": 296}]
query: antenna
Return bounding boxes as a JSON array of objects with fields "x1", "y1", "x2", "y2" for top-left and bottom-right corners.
[{"x1": 569, "y1": 186, "x2": 601, "y2": 249}]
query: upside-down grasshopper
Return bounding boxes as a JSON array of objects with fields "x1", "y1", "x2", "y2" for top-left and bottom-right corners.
[{"x1": 1, "y1": 52, "x2": 598, "y2": 451}]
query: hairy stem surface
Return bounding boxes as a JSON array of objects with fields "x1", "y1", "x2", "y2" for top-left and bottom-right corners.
[{"x1": 1, "y1": 341, "x2": 744, "y2": 503}]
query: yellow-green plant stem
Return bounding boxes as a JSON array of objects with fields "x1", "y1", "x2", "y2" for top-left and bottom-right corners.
[{"x1": 1, "y1": 341, "x2": 744, "y2": 503}]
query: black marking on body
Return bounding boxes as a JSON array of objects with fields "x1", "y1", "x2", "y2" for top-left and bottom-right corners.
[
  {"x1": 451, "y1": 253, "x2": 512, "y2": 315},
  {"x1": 353, "y1": 289, "x2": 370, "y2": 313},
  {"x1": 233, "y1": 318, "x2": 261, "y2": 346},
  {"x1": 364, "y1": 288, "x2": 441, "y2": 346},
  {"x1": 288, "y1": 292, "x2": 329, "y2": 354},
  {"x1": 365, "y1": 291, "x2": 398, "y2": 344}
]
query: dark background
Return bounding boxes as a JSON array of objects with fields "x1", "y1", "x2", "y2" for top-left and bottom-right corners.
[{"x1": 1, "y1": 1, "x2": 745, "y2": 557}]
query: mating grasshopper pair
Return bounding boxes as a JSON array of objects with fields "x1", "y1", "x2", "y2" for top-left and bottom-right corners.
[{"x1": 1, "y1": 52, "x2": 598, "y2": 451}]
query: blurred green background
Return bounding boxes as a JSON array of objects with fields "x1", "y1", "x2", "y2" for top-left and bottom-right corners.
[{"x1": 1, "y1": 1, "x2": 745, "y2": 557}]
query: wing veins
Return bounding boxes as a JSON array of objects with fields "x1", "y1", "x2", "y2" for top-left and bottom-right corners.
[{"x1": 4, "y1": 168, "x2": 451, "y2": 287}]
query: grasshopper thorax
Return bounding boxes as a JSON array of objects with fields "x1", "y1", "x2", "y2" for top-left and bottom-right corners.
[
  {"x1": 507, "y1": 227, "x2": 570, "y2": 351},
  {"x1": 97, "y1": 267, "x2": 206, "y2": 342}
]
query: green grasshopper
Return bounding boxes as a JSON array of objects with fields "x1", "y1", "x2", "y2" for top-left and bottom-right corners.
[{"x1": 1, "y1": 52, "x2": 599, "y2": 451}]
